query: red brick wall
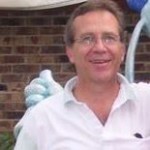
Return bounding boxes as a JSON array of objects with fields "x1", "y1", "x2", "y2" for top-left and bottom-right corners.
[{"x1": 0, "y1": 2, "x2": 150, "y2": 132}]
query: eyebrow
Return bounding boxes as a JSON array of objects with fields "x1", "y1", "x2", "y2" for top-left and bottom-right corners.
[
  {"x1": 79, "y1": 32, "x2": 94, "y2": 38},
  {"x1": 76, "y1": 31, "x2": 120, "y2": 41},
  {"x1": 102, "y1": 31, "x2": 119, "y2": 37}
]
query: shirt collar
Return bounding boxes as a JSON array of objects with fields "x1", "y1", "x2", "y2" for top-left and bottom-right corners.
[
  {"x1": 111, "y1": 73, "x2": 137, "y2": 110},
  {"x1": 117, "y1": 73, "x2": 137, "y2": 101},
  {"x1": 63, "y1": 73, "x2": 137, "y2": 104},
  {"x1": 64, "y1": 76, "x2": 78, "y2": 104}
]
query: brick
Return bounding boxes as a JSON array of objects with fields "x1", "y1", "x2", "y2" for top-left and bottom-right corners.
[
  {"x1": 0, "y1": 119, "x2": 12, "y2": 129},
  {"x1": 134, "y1": 63, "x2": 146, "y2": 71},
  {"x1": 0, "y1": 27, "x2": 12, "y2": 35},
  {"x1": 11, "y1": 92, "x2": 24, "y2": 103},
  {"x1": 3, "y1": 110, "x2": 25, "y2": 119},
  {"x1": 139, "y1": 35, "x2": 150, "y2": 43},
  {"x1": 4, "y1": 10, "x2": 36, "y2": 17},
  {"x1": 136, "y1": 53, "x2": 150, "y2": 62},
  {"x1": 1, "y1": 74, "x2": 27, "y2": 82},
  {"x1": 135, "y1": 72, "x2": 150, "y2": 82},
  {"x1": 0, "y1": 65, "x2": 12, "y2": 73},
  {"x1": 39, "y1": 26, "x2": 64, "y2": 35},
  {"x1": 13, "y1": 65, "x2": 40, "y2": 73},
  {"x1": 0, "y1": 112, "x2": 3, "y2": 119},
  {"x1": 12, "y1": 27, "x2": 39, "y2": 35},
  {"x1": 0, "y1": 46, "x2": 12, "y2": 54},
  {"x1": 24, "y1": 35, "x2": 53, "y2": 45},
  {"x1": 145, "y1": 63, "x2": 150, "y2": 70},
  {"x1": 26, "y1": 17, "x2": 52, "y2": 26},
  {"x1": 0, "y1": 103, "x2": 4, "y2": 110},
  {"x1": 54, "y1": 55, "x2": 69, "y2": 63},
  {"x1": 41, "y1": 45, "x2": 65, "y2": 54},
  {"x1": 6, "y1": 82, "x2": 25, "y2": 92},
  {"x1": 25, "y1": 55, "x2": 54, "y2": 63},
  {"x1": 0, "y1": 36, "x2": 26, "y2": 46},
  {"x1": 53, "y1": 17, "x2": 67, "y2": 25},
  {"x1": 0, "y1": 10, "x2": 11, "y2": 17},
  {"x1": 145, "y1": 44, "x2": 150, "y2": 52},
  {"x1": 0, "y1": 92, "x2": 12, "y2": 103},
  {"x1": 0, "y1": 18, "x2": 25, "y2": 26},
  {"x1": 0, "y1": 55, "x2": 24, "y2": 63},
  {"x1": 0, "y1": 119, "x2": 21, "y2": 132},
  {"x1": 15, "y1": 46, "x2": 40, "y2": 54},
  {"x1": 41, "y1": 64, "x2": 61, "y2": 72},
  {"x1": 0, "y1": 102, "x2": 26, "y2": 111},
  {"x1": 135, "y1": 44, "x2": 145, "y2": 53},
  {"x1": 0, "y1": 84, "x2": 7, "y2": 91},
  {"x1": 52, "y1": 36, "x2": 64, "y2": 44}
]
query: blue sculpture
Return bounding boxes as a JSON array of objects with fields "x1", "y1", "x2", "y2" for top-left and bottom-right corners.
[
  {"x1": 125, "y1": 0, "x2": 150, "y2": 82},
  {"x1": 126, "y1": 0, "x2": 148, "y2": 12},
  {"x1": 24, "y1": 69, "x2": 63, "y2": 108}
]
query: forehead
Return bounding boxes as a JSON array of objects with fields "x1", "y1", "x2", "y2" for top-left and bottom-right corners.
[{"x1": 73, "y1": 10, "x2": 120, "y2": 36}]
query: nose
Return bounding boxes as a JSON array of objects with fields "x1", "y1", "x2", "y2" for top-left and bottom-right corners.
[{"x1": 92, "y1": 37, "x2": 107, "y2": 51}]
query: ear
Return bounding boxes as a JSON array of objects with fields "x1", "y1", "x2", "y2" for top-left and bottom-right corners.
[{"x1": 66, "y1": 46, "x2": 75, "y2": 64}]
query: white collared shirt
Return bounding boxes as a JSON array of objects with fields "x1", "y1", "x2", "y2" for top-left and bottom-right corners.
[{"x1": 14, "y1": 74, "x2": 150, "y2": 150}]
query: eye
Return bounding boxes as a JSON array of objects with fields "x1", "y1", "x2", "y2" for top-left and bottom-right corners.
[
  {"x1": 81, "y1": 35, "x2": 94, "y2": 44},
  {"x1": 103, "y1": 34, "x2": 119, "y2": 44}
]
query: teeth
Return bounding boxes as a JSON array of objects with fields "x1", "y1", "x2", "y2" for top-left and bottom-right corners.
[{"x1": 91, "y1": 59, "x2": 109, "y2": 63}]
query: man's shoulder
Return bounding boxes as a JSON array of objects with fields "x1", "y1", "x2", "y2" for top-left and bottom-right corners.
[
  {"x1": 130, "y1": 82, "x2": 150, "y2": 100},
  {"x1": 131, "y1": 82, "x2": 150, "y2": 91}
]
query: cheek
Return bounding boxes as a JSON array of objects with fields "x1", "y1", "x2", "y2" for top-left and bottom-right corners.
[
  {"x1": 67, "y1": 48, "x2": 85, "y2": 63},
  {"x1": 66, "y1": 46, "x2": 89, "y2": 65}
]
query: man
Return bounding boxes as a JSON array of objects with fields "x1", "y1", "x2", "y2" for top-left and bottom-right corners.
[{"x1": 14, "y1": 0, "x2": 150, "y2": 149}]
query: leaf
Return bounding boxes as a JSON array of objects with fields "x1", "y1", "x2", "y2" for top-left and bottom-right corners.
[{"x1": 0, "y1": 132, "x2": 15, "y2": 150}]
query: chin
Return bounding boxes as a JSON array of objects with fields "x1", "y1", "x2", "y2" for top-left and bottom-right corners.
[{"x1": 92, "y1": 71, "x2": 116, "y2": 82}]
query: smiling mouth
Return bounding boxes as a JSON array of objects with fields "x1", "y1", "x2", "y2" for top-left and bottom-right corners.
[{"x1": 89, "y1": 59, "x2": 111, "y2": 64}]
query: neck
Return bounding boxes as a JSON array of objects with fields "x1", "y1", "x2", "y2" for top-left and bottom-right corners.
[
  {"x1": 73, "y1": 77, "x2": 120, "y2": 125},
  {"x1": 74, "y1": 76, "x2": 120, "y2": 103}
]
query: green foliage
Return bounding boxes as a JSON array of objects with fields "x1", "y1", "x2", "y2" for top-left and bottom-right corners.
[{"x1": 0, "y1": 132, "x2": 15, "y2": 150}]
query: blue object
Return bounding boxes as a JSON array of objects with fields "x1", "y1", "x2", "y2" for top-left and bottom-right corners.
[
  {"x1": 126, "y1": 0, "x2": 148, "y2": 12},
  {"x1": 125, "y1": 0, "x2": 150, "y2": 82},
  {"x1": 24, "y1": 70, "x2": 63, "y2": 108}
]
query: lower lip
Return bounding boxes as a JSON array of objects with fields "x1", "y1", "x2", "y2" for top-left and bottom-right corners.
[{"x1": 91, "y1": 60, "x2": 110, "y2": 68}]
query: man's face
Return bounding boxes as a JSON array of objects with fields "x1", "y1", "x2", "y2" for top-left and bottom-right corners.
[{"x1": 66, "y1": 10, "x2": 125, "y2": 83}]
